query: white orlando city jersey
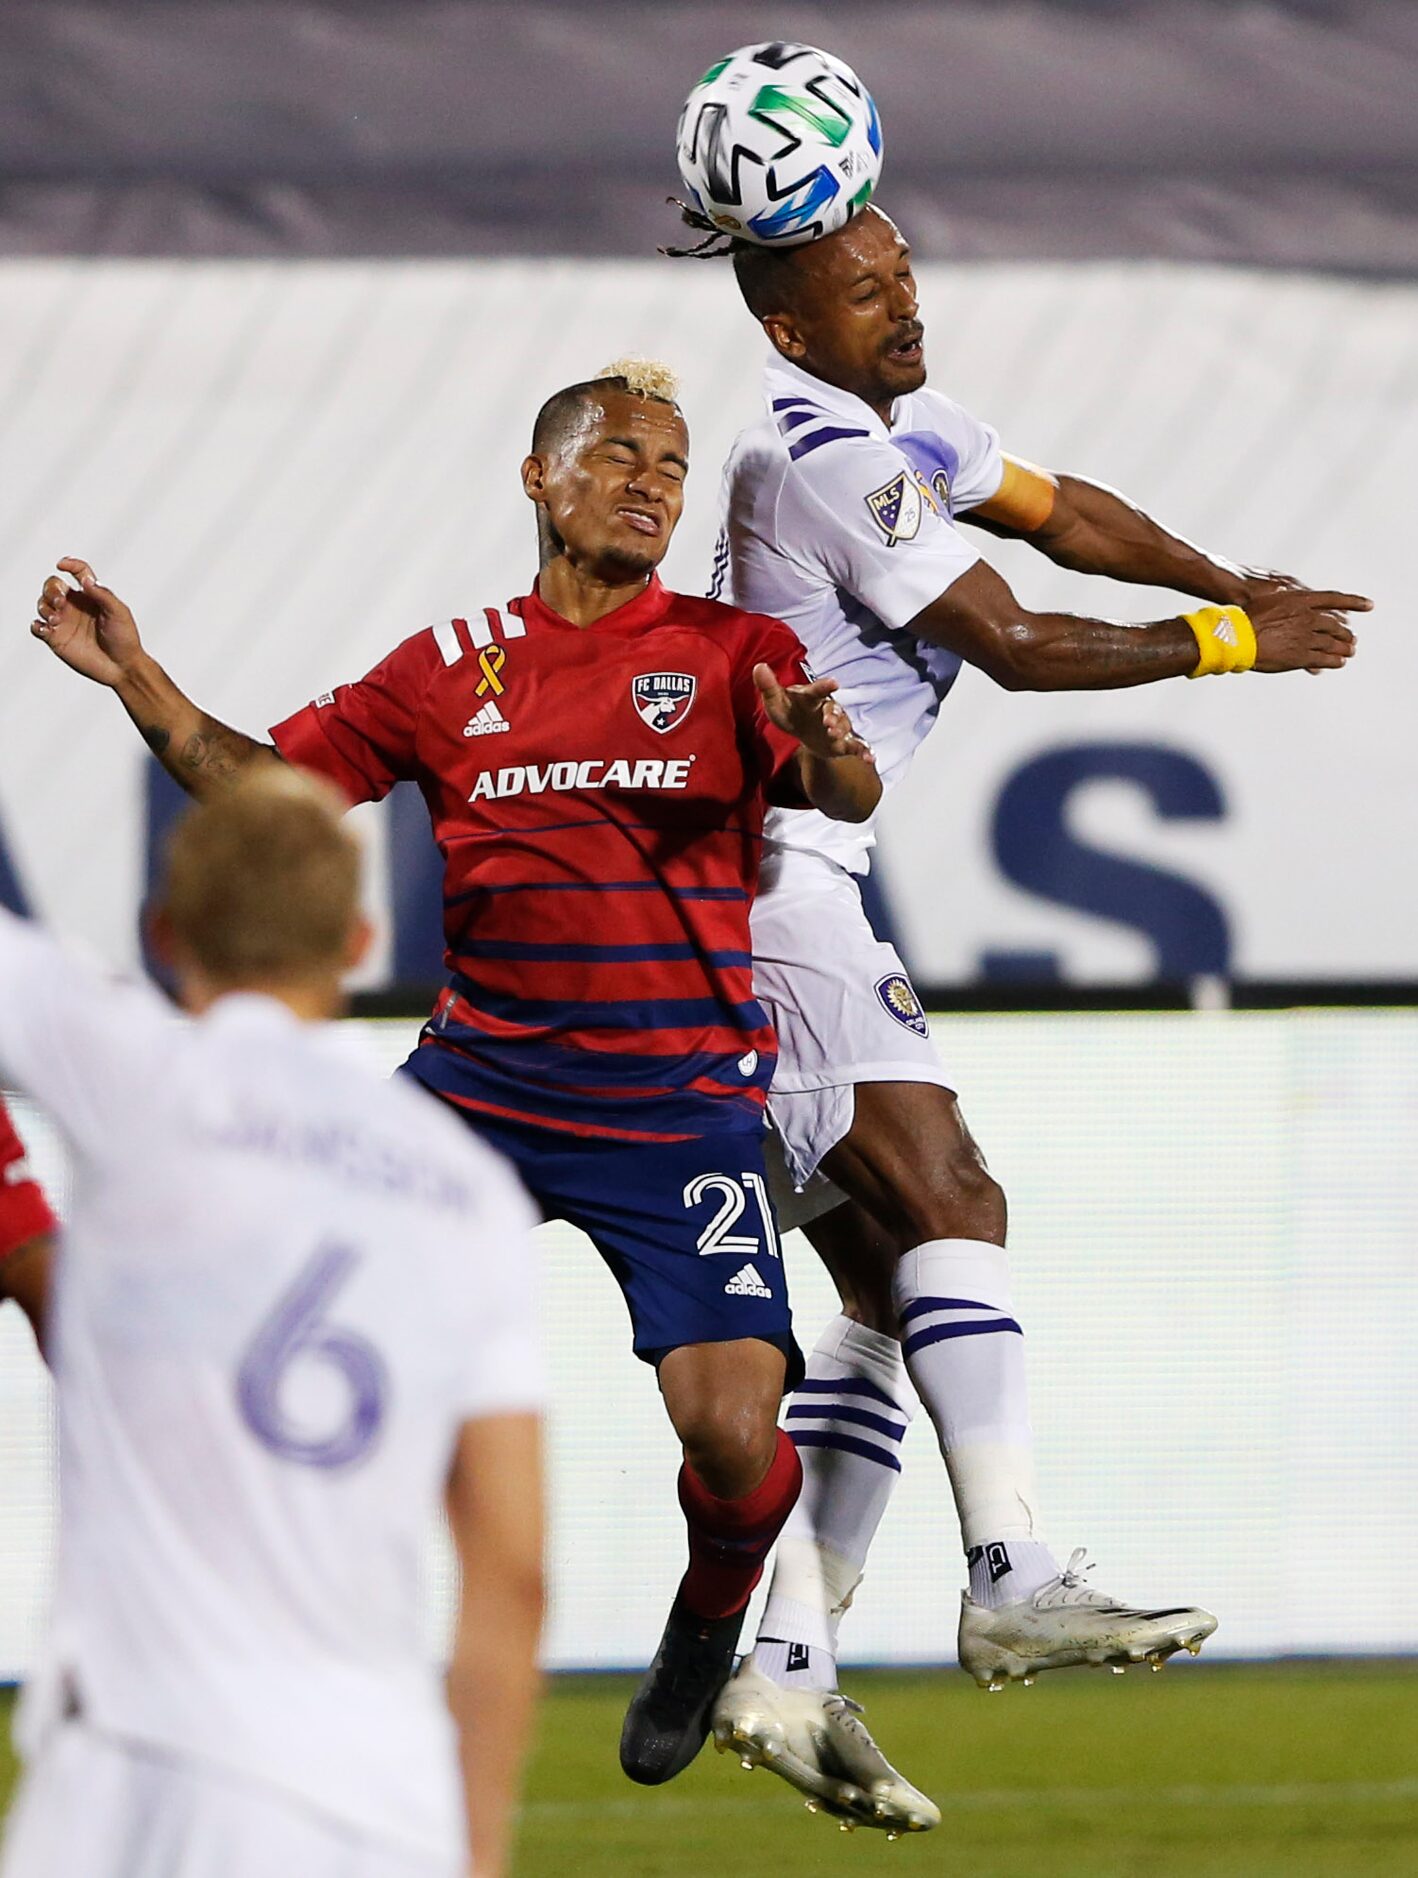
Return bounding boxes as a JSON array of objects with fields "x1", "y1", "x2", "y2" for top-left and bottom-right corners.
[
  {"x1": 715, "y1": 352, "x2": 1004, "y2": 872},
  {"x1": 0, "y1": 910, "x2": 542, "y2": 1864}
]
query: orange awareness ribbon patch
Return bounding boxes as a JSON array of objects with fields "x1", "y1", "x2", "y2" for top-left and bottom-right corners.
[{"x1": 475, "y1": 645, "x2": 507, "y2": 697}]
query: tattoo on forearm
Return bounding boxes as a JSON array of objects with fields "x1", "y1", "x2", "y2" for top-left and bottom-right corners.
[
  {"x1": 141, "y1": 726, "x2": 171, "y2": 757},
  {"x1": 177, "y1": 718, "x2": 258, "y2": 789},
  {"x1": 1034, "y1": 618, "x2": 1196, "y2": 689}
]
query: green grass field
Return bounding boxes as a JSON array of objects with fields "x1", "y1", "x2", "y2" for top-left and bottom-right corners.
[{"x1": 5, "y1": 1662, "x2": 1417, "y2": 1874}]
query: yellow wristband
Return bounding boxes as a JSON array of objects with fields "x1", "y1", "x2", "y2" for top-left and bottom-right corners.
[{"x1": 1184, "y1": 605, "x2": 1256, "y2": 678}]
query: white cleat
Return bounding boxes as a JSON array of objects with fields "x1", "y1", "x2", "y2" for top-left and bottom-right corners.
[
  {"x1": 958, "y1": 1549, "x2": 1218, "y2": 1689},
  {"x1": 711, "y1": 1660, "x2": 941, "y2": 1834}
]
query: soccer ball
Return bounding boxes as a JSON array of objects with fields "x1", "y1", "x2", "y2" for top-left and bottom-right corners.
[{"x1": 675, "y1": 42, "x2": 883, "y2": 249}]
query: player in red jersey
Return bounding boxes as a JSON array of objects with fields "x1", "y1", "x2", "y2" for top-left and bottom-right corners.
[
  {"x1": 31, "y1": 360, "x2": 880, "y2": 1785},
  {"x1": 0, "y1": 1093, "x2": 55, "y2": 1351}
]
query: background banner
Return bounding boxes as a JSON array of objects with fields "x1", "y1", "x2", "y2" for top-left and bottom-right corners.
[{"x1": 0, "y1": 258, "x2": 1411, "y2": 990}]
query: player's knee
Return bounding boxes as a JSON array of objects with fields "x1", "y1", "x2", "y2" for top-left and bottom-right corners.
[
  {"x1": 677, "y1": 1396, "x2": 780, "y2": 1500},
  {"x1": 896, "y1": 1153, "x2": 1006, "y2": 1249}
]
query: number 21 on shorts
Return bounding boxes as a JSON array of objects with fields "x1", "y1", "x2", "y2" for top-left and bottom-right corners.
[{"x1": 682, "y1": 1172, "x2": 781, "y2": 1260}]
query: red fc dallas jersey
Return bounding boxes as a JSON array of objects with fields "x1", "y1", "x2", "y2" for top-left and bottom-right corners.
[
  {"x1": 0, "y1": 1094, "x2": 56, "y2": 1263},
  {"x1": 271, "y1": 575, "x2": 811, "y2": 1142}
]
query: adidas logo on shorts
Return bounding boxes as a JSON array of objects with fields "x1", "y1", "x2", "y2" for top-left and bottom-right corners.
[{"x1": 724, "y1": 1262, "x2": 772, "y2": 1299}]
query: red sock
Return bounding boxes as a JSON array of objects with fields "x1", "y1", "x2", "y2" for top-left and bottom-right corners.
[{"x1": 677, "y1": 1428, "x2": 803, "y2": 1621}]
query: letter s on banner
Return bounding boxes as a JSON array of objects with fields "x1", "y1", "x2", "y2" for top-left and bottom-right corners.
[{"x1": 983, "y1": 742, "x2": 1231, "y2": 981}]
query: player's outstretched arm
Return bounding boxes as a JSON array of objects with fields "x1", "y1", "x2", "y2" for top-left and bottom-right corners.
[
  {"x1": 445, "y1": 1411, "x2": 546, "y2": 1878},
  {"x1": 32, "y1": 559, "x2": 278, "y2": 799},
  {"x1": 911, "y1": 558, "x2": 1366, "y2": 692},
  {"x1": 968, "y1": 459, "x2": 1373, "y2": 622},
  {"x1": 753, "y1": 664, "x2": 881, "y2": 822}
]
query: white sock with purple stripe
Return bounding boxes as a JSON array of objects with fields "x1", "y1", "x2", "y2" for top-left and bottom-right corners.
[
  {"x1": 751, "y1": 1315, "x2": 917, "y2": 1691},
  {"x1": 893, "y1": 1239, "x2": 1060, "y2": 1606}
]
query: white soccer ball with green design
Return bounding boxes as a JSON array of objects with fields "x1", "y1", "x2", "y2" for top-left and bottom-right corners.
[{"x1": 675, "y1": 42, "x2": 883, "y2": 248}]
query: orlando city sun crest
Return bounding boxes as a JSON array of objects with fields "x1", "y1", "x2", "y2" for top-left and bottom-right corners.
[{"x1": 874, "y1": 971, "x2": 929, "y2": 1038}]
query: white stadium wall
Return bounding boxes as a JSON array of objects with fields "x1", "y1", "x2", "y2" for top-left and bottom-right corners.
[
  {"x1": 0, "y1": 257, "x2": 1415, "y2": 986},
  {"x1": 4, "y1": 1011, "x2": 1417, "y2": 1678}
]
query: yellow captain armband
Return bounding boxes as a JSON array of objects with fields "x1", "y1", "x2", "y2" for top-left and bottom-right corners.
[
  {"x1": 1184, "y1": 605, "x2": 1257, "y2": 678},
  {"x1": 973, "y1": 455, "x2": 1059, "y2": 533}
]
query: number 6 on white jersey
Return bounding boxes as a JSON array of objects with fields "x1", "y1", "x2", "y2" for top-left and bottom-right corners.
[{"x1": 236, "y1": 1243, "x2": 388, "y2": 1469}]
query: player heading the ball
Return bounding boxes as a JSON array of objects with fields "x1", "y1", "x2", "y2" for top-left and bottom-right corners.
[{"x1": 664, "y1": 72, "x2": 1371, "y2": 1826}]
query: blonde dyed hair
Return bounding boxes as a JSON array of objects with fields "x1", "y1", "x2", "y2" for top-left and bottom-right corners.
[
  {"x1": 595, "y1": 357, "x2": 681, "y2": 404},
  {"x1": 161, "y1": 765, "x2": 361, "y2": 983}
]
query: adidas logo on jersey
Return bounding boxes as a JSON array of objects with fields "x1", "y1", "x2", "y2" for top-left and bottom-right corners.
[
  {"x1": 724, "y1": 1262, "x2": 773, "y2": 1299},
  {"x1": 463, "y1": 701, "x2": 510, "y2": 737}
]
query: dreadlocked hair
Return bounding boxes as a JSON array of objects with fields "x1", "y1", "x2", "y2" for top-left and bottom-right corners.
[
  {"x1": 659, "y1": 196, "x2": 745, "y2": 260},
  {"x1": 660, "y1": 198, "x2": 804, "y2": 323}
]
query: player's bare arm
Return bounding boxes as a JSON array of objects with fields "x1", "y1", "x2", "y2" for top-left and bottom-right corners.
[
  {"x1": 714, "y1": 205, "x2": 1368, "y2": 692},
  {"x1": 0, "y1": 1230, "x2": 53, "y2": 1354},
  {"x1": 753, "y1": 663, "x2": 880, "y2": 822},
  {"x1": 32, "y1": 559, "x2": 276, "y2": 798},
  {"x1": 909, "y1": 557, "x2": 1365, "y2": 691},
  {"x1": 969, "y1": 456, "x2": 1375, "y2": 621},
  {"x1": 446, "y1": 1411, "x2": 546, "y2": 1878}
]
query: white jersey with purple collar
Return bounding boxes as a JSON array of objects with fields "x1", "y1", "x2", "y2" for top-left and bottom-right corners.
[{"x1": 713, "y1": 352, "x2": 1004, "y2": 873}]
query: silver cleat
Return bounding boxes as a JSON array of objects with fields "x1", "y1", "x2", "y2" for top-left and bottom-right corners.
[
  {"x1": 958, "y1": 1548, "x2": 1218, "y2": 1688},
  {"x1": 712, "y1": 1659, "x2": 941, "y2": 1835}
]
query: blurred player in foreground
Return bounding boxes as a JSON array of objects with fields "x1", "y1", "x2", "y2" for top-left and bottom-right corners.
[
  {"x1": 0, "y1": 1096, "x2": 54, "y2": 1352},
  {"x1": 29, "y1": 361, "x2": 881, "y2": 1788},
  {"x1": 0, "y1": 770, "x2": 545, "y2": 1878},
  {"x1": 671, "y1": 199, "x2": 1371, "y2": 1828}
]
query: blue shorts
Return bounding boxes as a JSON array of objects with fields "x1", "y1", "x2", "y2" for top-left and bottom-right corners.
[{"x1": 423, "y1": 1095, "x2": 800, "y2": 1380}]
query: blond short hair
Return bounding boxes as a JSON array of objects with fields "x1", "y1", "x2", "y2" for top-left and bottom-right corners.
[
  {"x1": 531, "y1": 359, "x2": 683, "y2": 459},
  {"x1": 161, "y1": 766, "x2": 361, "y2": 983},
  {"x1": 594, "y1": 357, "x2": 681, "y2": 403}
]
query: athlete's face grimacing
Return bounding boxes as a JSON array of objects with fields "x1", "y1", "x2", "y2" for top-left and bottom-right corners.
[
  {"x1": 525, "y1": 390, "x2": 689, "y2": 582},
  {"x1": 766, "y1": 209, "x2": 925, "y2": 417}
]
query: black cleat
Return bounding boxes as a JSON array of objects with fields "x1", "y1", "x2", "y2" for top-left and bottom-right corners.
[{"x1": 620, "y1": 1597, "x2": 747, "y2": 1785}]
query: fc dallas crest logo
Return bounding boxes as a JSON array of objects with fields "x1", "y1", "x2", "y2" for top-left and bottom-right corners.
[{"x1": 632, "y1": 672, "x2": 696, "y2": 734}]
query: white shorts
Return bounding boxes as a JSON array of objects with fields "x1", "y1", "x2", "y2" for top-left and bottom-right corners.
[
  {"x1": 0, "y1": 1725, "x2": 460, "y2": 1878},
  {"x1": 751, "y1": 847, "x2": 952, "y2": 1197}
]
